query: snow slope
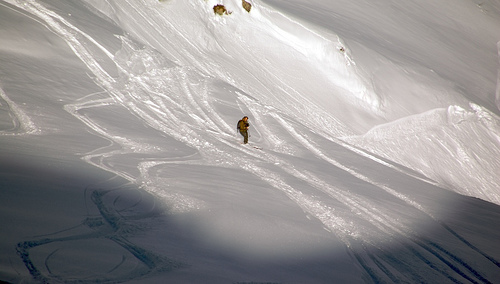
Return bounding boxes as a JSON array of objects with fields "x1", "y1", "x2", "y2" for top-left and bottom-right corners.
[
  {"x1": 1, "y1": 0, "x2": 500, "y2": 283},
  {"x1": 80, "y1": 0, "x2": 500, "y2": 204}
]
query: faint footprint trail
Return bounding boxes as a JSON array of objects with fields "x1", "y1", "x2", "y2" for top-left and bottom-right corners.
[{"x1": 16, "y1": 184, "x2": 182, "y2": 284}]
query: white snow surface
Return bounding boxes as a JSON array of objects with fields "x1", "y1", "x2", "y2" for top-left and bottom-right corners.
[{"x1": 1, "y1": 0, "x2": 500, "y2": 283}]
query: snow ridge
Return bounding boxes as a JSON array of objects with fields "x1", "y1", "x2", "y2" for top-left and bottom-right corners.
[{"x1": 348, "y1": 104, "x2": 500, "y2": 205}]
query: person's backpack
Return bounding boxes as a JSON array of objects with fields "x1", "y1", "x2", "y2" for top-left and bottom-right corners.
[{"x1": 237, "y1": 120, "x2": 242, "y2": 131}]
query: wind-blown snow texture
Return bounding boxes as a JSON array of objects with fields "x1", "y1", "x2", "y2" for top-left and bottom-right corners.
[{"x1": 1, "y1": 0, "x2": 500, "y2": 283}]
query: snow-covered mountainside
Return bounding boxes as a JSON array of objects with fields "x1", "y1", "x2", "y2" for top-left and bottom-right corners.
[
  {"x1": 1, "y1": 0, "x2": 500, "y2": 283},
  {"x1": 81, "y1": 0, "x2": 500, "y2": 204}
]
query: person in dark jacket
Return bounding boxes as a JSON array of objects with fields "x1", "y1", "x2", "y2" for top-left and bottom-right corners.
[{"x1": 237, "y1": 116, "x2": 250, "y2": 144}]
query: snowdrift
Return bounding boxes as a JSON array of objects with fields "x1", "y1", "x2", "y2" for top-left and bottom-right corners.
[{"x1": 347, "y1": 103, "x2": 500, "y2": 204}]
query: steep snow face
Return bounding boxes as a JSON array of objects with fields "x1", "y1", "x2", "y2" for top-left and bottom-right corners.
[
  {"x1": 7, "y1": 0, "x2": 498, "y2": 206},
  {"x1": 263, "y1": 0, "x2": 500, "y2": 115},
  {"x1": 258, "y1": 0, "x2": 500, "y2": 204},
  {"x1": 83, "y1": 0, "x2": 382, "y2": 135},
  {"x1": 80, "y1": 0, "x2": 500, "y2": 204}
]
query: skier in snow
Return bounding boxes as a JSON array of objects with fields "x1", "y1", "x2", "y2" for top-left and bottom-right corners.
[{"x1": 238, "y1": 116, "x2": 250, "y2": 144}]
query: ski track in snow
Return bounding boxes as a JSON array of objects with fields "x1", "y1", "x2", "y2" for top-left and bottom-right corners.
[
  {"x1": 0, "y1": 86, "x2": 40, "y2": 135},
  {"x1": 5, "y1": 0, "x2": 500, "y2": 283}
]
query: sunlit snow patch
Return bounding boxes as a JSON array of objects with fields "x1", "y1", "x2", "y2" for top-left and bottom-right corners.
[{"x1": 347, "y1": 103, "x2": 500, "y2": 205}]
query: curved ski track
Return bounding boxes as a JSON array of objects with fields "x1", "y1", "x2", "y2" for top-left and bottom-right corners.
[{"x1": 6, "y1": 1, "x2": 500, "y2": 283}]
